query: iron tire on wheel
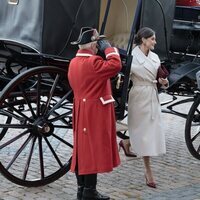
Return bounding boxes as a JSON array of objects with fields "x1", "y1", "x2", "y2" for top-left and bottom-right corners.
[
  {"x1": 0, "y1": 66, "x2": 73, "y2": 186},
  {"x1": 185, "y1": 94, "x2": 200, "y2": 160}
]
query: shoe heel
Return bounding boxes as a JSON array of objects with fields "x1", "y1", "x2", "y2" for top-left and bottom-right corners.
[
  {"x1": 118, "y1": 141, "x2": 122, "y2": 152},
  {"x1": 118, "y1": 140, "x2": 137, "y2": 157},
  {"x1": 145, "y1": 174, "x2": 156, "y2": 188}
]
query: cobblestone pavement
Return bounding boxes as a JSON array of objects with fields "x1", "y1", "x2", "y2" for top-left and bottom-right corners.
[{"x1": 0, "y1": 94, "x2": 200, "y2": 200}]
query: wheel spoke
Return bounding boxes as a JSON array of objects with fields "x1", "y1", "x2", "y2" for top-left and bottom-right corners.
[
  {"x1": 23, "y1": 136, "x2": 37, "y2": 180},
  {"x1": 53, "y1": 125, "x2": 72, "y2": 129},
  {"x1": 38, "y1": 137, "x2": 45, "y2": 179},
  {"x1": 6, "y1": 134, "x2": 33, "y2": 170},
  {"x1": 0, "y1": 130, "x2": 29, "y2": 149},
  {"x1": 0, "y1": 108, "x2": 24, "y2": 121},
  {"x1": 43, "y1": 74, "x2": 60, "y2": 116},
  {"x1": 52, "y1": 133, "x2": 73, "y2": 148},
  {"x1": 47, "y1": 90, "x2": 72, "y2": 117},
  {"x1": 4, "y1": 101, "x2": 33, "y2": 123},
  {"x1": 0, "y1": 124, "x2": 31, "y2": 129},
  {"x1": 36, "y1": 74, "x2": 41, "y2": 116},
  {"x1": 18, "y1": 84, "x2": 37, "y2": 119},
  {"x1": 195, "y1": 108, "x2": 200, "y2": 114},
  {"x1": 43, "y1": 137, "x2": 63, "y2": 167},
  {"x1": 191, "y1": 131, "x2": 200, "y2": 142},
  {"x1": 50, "y1": 112, "x2": 72, "y2": 123},
  {"x1": 197, "y1": 145, "x2": 200, "y2": 154}
]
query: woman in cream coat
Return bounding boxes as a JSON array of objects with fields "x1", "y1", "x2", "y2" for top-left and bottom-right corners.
[{"x1": 128, "y1": 27, "x2": 168, "y2": 188}]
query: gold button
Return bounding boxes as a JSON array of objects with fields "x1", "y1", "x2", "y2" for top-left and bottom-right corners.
[
  {"x1": 83, "y1": 128, "x2": 87, "y2": 132},
  {"x1": 83, "y1": 98, "x2": 86, "y2": 102}
]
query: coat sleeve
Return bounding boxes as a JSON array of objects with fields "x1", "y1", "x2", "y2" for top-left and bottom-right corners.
[{"x1": 90, "y1": 47, "x2": 122, "y2": 79}]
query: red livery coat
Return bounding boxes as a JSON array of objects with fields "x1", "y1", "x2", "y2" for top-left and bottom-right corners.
[{"x1": 68, "y1": 47, "x2": 121, "y2": 174}]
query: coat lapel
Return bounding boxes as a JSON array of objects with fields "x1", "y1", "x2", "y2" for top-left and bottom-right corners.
[{"x1": 134, "y1": 46, "x2": 159, "y2": 77}]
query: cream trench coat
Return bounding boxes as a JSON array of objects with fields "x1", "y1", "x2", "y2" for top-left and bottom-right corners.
[{"x1": 128, "y1": 46, "x2": 166, "y2": 156}]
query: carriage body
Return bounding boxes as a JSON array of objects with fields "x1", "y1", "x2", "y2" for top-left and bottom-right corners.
[{"x1": 0, "y1": 0, "x2": 200, "y2": 187}]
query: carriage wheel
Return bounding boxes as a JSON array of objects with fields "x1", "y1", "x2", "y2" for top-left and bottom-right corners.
[
  {"x1": 0, "y1": 66, "x2": 73, "y2": 187},
  {"x1": 185, "y1": 94, "x2": 200, "y2": 160}
]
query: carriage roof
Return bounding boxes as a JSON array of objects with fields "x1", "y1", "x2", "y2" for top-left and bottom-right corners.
[{"x1": 0, "y1": 0, "x2": 199, "y2": 61}]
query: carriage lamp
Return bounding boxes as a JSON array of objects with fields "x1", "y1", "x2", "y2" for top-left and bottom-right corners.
[{"x1": 7, "y1": 0, "x2": 19, "y2": 5}]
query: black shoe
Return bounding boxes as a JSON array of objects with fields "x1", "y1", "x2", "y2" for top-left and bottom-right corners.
[
  {"x1": 82, "y1": 187, "x2": 110, "y2": 200},
  {"x1": 77, "y1": 186, "x2": 84, "y2": 200}
]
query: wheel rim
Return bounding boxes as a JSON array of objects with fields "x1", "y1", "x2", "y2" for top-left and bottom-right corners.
[
  {"x1": 0, "y1": 66, "x2": 73, "y2": 186},
  {"x1": 0, "y1": 110, "x2": 12, "y2": 140},
  {"x1": 185, "y1": 95, "x2": 200, "y2": 160}
]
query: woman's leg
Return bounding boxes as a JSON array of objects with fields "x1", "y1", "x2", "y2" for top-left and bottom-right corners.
[
  {"x1": 143, "y1": 156, "x2": 155, "y2": 183},
  {"x1": 119, "y1": 139, "x2": 136, "y2": 157}
]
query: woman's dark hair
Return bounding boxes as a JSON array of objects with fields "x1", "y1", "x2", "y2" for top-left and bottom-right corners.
[{"x1": 134, "y1": 27, "x2": 155, "y2": 45}]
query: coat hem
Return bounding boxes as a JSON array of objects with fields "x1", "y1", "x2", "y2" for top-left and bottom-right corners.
[
  {"x1": 70, "y1": 163, "x2": 120, "y2": 175},
  {"x1": 136, "y1": 152, "x2": 166, "y2": 157}
]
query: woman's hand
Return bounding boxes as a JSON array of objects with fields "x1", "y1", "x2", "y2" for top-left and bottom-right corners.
[{"x1": 158, "y1": 78, "x2": 169, "y2": 86}]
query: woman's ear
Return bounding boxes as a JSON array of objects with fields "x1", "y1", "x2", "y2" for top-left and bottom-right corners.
[{"x1": 141, "y1": 38, "x2": 146, "y2": 44}]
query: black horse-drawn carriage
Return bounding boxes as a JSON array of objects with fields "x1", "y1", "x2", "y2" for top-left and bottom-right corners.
[{"x1": 0, "y1": 0, "x2": 199, "y2": 187}]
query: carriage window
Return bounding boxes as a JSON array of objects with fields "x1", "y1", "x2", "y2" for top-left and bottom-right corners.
[{"x1": 7, "y1": 0, "x2": 19, "y2": 5}]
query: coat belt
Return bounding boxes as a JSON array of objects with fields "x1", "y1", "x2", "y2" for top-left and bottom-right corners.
[
  {"x1": 133, "y1": 80, "x2": 158, "y2": 120},
  {"x1": 134, "y1": 80, "x2": 157, "y2": 88}
]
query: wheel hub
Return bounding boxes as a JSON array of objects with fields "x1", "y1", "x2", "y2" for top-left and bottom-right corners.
[{"x1": 32, "y1": 117, "x2": 54, "y2": 137}]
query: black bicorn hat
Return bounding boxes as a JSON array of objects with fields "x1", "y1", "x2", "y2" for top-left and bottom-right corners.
[{"x1": 71, "y1": 27, "x2": 106, "y2": 45}]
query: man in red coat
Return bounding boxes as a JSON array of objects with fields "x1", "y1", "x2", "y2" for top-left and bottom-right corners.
[{"x1": 68, "y1": 27, "x2": 121, "y2": 200}]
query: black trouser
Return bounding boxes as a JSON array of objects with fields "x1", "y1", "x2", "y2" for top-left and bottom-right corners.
[
  {"x1": 75, "y1": 172, "x2": 97, "y2": 188},
  {"x1": 75, "y1": 158, "x2": 97, "y2": 188}
]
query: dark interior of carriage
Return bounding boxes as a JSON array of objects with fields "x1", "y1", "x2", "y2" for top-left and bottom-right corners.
[{"x1": 167, "y1": 3, "x2": 200, "y2": 95}]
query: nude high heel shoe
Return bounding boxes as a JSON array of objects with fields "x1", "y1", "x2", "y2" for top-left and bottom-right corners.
[
  {"x1": 119, "y1": 140, "x2": 137, "y2": 157},
  {"x1": 145, "y1": 174, "x2": 156, "y2": 188}
]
